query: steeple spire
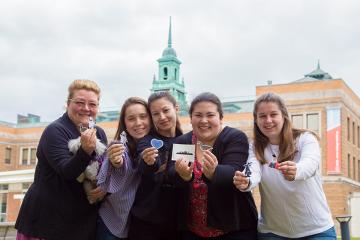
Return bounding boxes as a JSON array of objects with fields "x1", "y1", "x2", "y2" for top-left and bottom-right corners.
[
  {"x1": 168, "y1": 16, "x2": 172, "y2": 48},
  {"x1": 152, "y1": 17, "x2": 187, "y2": 115},
  {"x1": 317, "y1": 59, "x2": 320, "y2": 69}
]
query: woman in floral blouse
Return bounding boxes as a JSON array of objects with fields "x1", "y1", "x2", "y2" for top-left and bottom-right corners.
[{"x1": 170, "y1": 92, "x2": 258, "y2": 240}]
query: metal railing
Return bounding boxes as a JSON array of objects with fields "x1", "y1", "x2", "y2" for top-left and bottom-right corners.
[{"x1": 0, "y1": 222, "x2": 16, "y2": 240}]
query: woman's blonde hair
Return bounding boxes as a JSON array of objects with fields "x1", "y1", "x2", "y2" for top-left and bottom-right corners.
[
  {"x1": 253, "y1": 92, "x2": 315, "y2": 164},
  {"x1": 67, "y1": 79, "x2": 101, "y2": 103}
]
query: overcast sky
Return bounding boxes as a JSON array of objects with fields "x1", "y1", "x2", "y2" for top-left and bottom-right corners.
[{"x1": 1, "y1": 0, "x2": 359, "y2": 123}]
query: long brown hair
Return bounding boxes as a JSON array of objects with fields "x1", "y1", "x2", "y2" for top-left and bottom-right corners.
[
  {"x1": 148, "y1": 91, "x2": 183, "y2": 135},
  {"x1": 253, "y1": 93, "x2": 312, "y2": 164},
  {"x1": 114, "y1": 97, "x2": 153, "y2": 159}
]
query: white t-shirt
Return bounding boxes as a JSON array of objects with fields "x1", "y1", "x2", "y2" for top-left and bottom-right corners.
[{"x1": 246, "y1": 132, "x2": 334, "y2": 238}]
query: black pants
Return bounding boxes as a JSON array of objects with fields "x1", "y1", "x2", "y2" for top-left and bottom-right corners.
[{"x1": 128, "y1": 215, "x2": 180, "y2": 240}]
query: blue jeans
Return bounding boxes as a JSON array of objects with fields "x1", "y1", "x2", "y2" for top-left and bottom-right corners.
[
  {"x1": 96, "y1": 216, "x2": 126, "y2": 240},
  {"x1": 258, "y1": 226, "x2": 336, "y2": 240}
]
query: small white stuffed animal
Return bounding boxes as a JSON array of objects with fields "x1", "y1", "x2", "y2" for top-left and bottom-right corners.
[{"x1": 68, "y1": 118, "x2": 106, "y2": 204}]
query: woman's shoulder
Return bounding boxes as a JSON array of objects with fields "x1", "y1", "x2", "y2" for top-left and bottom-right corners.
[
  {"x1": 298, "y1": 131, "x2": 318, "y2": 143},
  {"x1": 42, "y1": 115, "x2": 68, "y2": 136},
  {"x1": 220, "y1": 126, "x2": 248, "y2": 140},
  {"x1": 174, "y1": 131, "x2": 192, "y2": 143}
]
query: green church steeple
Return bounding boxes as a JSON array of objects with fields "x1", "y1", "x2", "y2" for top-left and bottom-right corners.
[{"x1": 151, "y1": 17, "x2": 188, "y2": 115}]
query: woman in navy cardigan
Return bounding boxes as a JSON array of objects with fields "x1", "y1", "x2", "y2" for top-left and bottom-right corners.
[
  {"x1": 15, "y1": 79, "x2": 107, "y2": 240},
  {"x1": 171, "y1": 92, "x2": 258, "y2": 240}
]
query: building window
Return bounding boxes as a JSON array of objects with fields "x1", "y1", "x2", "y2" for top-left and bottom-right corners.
[
  {"x1": 353, "y1": 157, "x2": 356, "y2": 180},
  {"x1": 291, "y1": 115, "x2": 303, "y2": 129},
  {"x1": 358, "y1": 126, "x2": 360, "y2": 148},
  {"x1": 348, "y1": 154, "x2": 351, "y2": 178},
  {"x1": 30, "y1": 148, "x2": 37, "y2": 165},
  {"x1": 0, "y1": 184, "x2": 8, "y2": 222},
  {"x1": 347, "y1": 117, "x2": 350, "y2": 141},
  {"x1": 0, "y1": 194, "x2": 6, "y2": 222},
  {"x1": 291, "y1": 113, "x2": 319, "y2": 135},
  {"x1": 20, "y1": 147, "x2": 37, "y2": 165},
  {"x1": 358, "y1": 160, "x2": 360, "y2": 182},
  {"x1": 306, "y1": 113, "x2": 319, "y2": 134},
  {"x1": 163, "y1": 67, "x2": 168, "y2": 80},
  {"x1": 4, "y1": 147, "x2": 11, "y2": 164},
  {"x1": 22, "y1": 148, "x2": 29, "y2": 165},
  {"x1": 353, "y1": 121, "x2": 356, "y2": 144}
]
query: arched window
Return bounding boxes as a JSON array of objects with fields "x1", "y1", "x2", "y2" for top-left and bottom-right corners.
[
  {"x1": 163, "y1": 67, "x2": 168, "y2": 80},
  {"x1": 175, "y1": 68, "x2": 177, "y2": 80}
]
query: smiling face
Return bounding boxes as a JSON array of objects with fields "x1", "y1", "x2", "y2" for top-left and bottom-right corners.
[
  {"x1": 191, "y1": 101, "x2": 222, "y2": 145},
  {"x1": 67, "y1": 89, "x2": 99, "y2": 128},
  {"x1": 255, "y1": 101, "x2": 284, "y2": 144},
  {"x1": 149, "y1": 97, "x2": 178, "y2": 137},
  {"x1": 124, "y1": 103, "x2": 151, "y2": 141}
]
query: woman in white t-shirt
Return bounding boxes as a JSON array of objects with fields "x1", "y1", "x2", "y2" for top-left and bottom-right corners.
[{"x1": 233, "y1": 92, "x2": 336, "y2": 240}]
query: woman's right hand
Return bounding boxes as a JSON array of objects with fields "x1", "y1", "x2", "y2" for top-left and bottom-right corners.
[
  {"x1": 175, "y1": 158, "x2": 194, "y2": 181},
  {"x1": 141, "y1": 147, "x2": 158, "y2": 165},
  {"x1": 80, "y1": 128, "x2": 97, "y2": 155},
  {"x1": 107, "y1": 143, "x2": 125, "y2": 168},
  {"x1": 233, "y1": 170, "x2": 250, "y2": 190}
]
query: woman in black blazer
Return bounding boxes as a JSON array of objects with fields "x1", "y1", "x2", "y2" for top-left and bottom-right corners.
[
  {"x1": 15, "y1": 80, "x2": 107, "y2": 240},
  {"x1": 170, "y1": 92, "x2": 258, "y2": 240}
]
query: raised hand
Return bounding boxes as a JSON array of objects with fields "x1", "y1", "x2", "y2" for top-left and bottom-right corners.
[
  {"x1": 107, "y1": 142, "x2": 125, "y2": 168},
  {"x1": 141, "y1": 147, "x2": 158, "y2": 166},
  {"x1": 175, "y1": 158, "x2": 194, "y2": 181},
  {"x1": 278, "y1": 161, "x2": 297, "y2": 181},
  {"x1": 202, "y1": 150, "x2": 218, "y2": 180},
  {"x1": 80, "y1": 128, "x2": 97, "y2": 155},
  {"x1": 233, "y1": 170, "x2": 250, "y2": 190}
]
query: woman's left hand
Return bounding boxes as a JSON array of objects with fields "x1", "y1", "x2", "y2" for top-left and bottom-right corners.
[
  {"x1": 202, "y1": 150, "x2": 218, "y2": 180},
  {"x1": 87, "y1": 186, "x2": 106, "y2": 203},
  {"x1": 278, "y1": 161, "x2": 297, "y2": 181}
]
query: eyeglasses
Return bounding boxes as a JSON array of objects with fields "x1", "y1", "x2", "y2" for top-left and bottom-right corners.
[{"x1": 69, "y1": 98, "x2": 99, "y2": 110}]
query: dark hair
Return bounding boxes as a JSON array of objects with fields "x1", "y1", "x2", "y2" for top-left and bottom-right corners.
[
  {"x1": 114, "y1": 97, "x2": 153, "y2": 159},
  {"x1": 189, "y1": 92, "x2": 223, "y2": 119},
  {"x1": 253, "y1": 92, "x2": 312, "y2": 164},
  {"x1": 148, "y1": 91, "x2": 182, "y2": 135}
]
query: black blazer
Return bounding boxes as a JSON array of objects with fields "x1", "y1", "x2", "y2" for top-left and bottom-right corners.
[
  {"x1": 15, "y1": 113, "x2": 107, "y2": 240},
  {"x1": 169, "y1": 126, "x2": 258, "y2": 232}
]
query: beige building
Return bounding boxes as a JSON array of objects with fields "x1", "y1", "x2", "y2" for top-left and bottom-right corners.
[{"x1": 1, "y1": 65, "x2": 360, "y2": 237}]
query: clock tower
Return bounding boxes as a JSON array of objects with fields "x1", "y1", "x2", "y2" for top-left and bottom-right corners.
[{"x1": 151, "y1": 17, "x2": 188, "y2": 115}]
